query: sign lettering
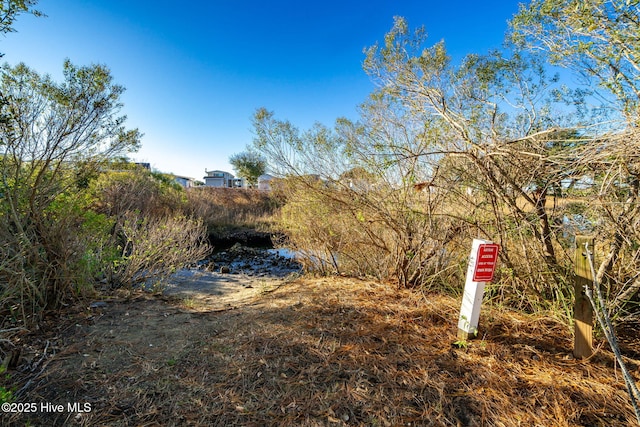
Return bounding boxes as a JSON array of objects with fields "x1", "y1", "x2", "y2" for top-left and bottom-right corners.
[{"x1": 472, "y1": 244, "x2": 500, "y2": 282}]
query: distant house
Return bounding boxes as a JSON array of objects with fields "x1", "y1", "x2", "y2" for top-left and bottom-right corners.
[
  {"x1": 203, "y1": 170, "x2": 244, "y2": 188},
  {"x1": 173, "y1": 175, "x2": 197, "y2": 188},
  {"x1": 257, "y1": 174, "x2": 275, "y2": 191}
]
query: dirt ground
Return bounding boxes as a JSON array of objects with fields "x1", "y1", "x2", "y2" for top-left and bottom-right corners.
[{"x1": 3, "y1": 274, "x2": 640, "y2": 427}]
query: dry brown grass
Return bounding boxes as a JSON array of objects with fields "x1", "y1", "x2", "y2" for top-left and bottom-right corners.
[
  {"x1": 5, "y1": 278, "x2": 638, "y2": 426},
  {"x1": 185, "y1": 187, "x2": 280, "y2": 235}
]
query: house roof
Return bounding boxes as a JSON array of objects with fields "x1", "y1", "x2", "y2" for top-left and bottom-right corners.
[
  {"x1": 172, "y1": 175, "x2": 195, "y2": 181},
  {"x1": 204, "y1": 170, "x2": 235, "y2": 179}
]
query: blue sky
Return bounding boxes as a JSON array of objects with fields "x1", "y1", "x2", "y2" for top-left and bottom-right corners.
[{"x1": 2, "y1": 1, "x2": 524, "y2": 180}]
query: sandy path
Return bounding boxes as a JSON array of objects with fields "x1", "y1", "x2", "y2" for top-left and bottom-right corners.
[{"x1": 160, "y1": 268, "x2": 292, "y2": 310}]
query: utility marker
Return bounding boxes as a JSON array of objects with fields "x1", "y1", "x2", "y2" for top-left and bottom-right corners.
[{"x1": 457, "y1": 239, "x2": 500, "y2": 340}]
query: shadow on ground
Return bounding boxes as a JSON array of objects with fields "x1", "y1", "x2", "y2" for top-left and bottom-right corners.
[{"x1": 4, "y1": 277, "x2": 638, "y2": 426}]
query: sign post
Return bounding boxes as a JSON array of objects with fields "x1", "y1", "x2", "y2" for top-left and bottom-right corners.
[{"x1": 457, "y1": 239, "x2": 500, "y2": 341}]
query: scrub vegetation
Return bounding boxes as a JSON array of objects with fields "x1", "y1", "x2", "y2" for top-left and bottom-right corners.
[
  {"x1": 2, "y1": 1, "x2": 640, "y2": 425},
  {"x1": 254, "y1": 8, "x2": 640, "y2": 327}
]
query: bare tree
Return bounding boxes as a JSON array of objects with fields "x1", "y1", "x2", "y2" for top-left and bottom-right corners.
[{"x1": 512, "y1": 0, "x2": 640, "y2": 319}]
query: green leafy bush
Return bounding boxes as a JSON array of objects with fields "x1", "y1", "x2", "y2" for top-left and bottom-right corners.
[{"x1": 0, "y1": 366, "x2": 14, "y2": 405}]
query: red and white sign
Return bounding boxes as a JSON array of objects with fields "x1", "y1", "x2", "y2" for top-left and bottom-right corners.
[
  {"x1": 472, "y1": 243, "x2": 500, "y2": 282},
  {"x1": 458, "y1": 239, "x2": 501, "y2": 339}
]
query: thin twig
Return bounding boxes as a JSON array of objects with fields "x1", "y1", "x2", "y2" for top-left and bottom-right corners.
[
  {"x1": 0, "y1": 327, "x2": 28, "y2": 335},
  {"x1": 15, "y1": 339, "x2": 52, "y2": 398}
]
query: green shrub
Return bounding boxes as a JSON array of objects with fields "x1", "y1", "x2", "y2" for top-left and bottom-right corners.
[{"x1": 0, "y1": 366, "x2": 13, "y2": 405}]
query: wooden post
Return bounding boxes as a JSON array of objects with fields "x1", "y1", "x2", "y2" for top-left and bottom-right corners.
[{"x1": 574, "y1": 235, "x2": 594, "y2": 359}]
